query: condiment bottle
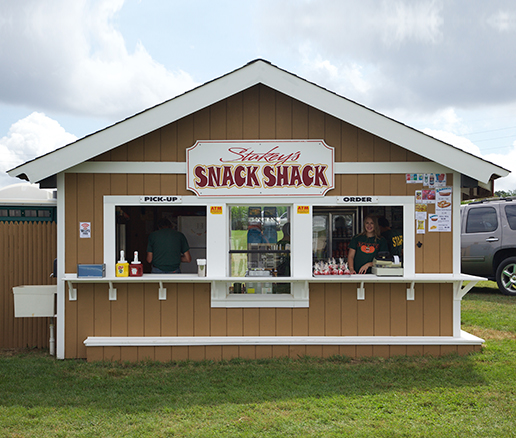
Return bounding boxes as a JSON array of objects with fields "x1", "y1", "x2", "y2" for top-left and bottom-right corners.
[
  {"x1": 116, "y1": 250, "x2": 129, "y2": 277},
  {"x1": 129, "y1": 251, "x2": 143, "y2": 277}
]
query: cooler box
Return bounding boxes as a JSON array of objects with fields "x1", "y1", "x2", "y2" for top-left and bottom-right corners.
[
  {"x1": 77, "y1": 264, "x2": 106, "y2": 277},
  {"x1": 13, "y1": 285, "x2": 57, "y2": 317}
]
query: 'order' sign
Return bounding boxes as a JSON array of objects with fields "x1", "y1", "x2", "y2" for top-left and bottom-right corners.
[{"x1": 186, "y1": 140, "x2": 334, "y2": 197}]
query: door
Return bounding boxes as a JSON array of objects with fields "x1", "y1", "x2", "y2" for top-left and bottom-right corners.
[{"x1": 461, "y1": 205, "x2": 501, "y2": 277}]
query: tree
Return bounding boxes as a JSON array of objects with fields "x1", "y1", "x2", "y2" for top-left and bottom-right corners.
[{"x1": 494, "y1": 189, "x2": 516, "y2": 198}]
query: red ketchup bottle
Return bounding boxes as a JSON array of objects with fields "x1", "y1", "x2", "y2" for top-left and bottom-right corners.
[{"x1": 129, "y1": 251, "x2": 143, "y2": 277}]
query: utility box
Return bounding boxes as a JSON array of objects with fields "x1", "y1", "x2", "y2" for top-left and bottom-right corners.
[{"x1": 13, "y1": 285, "x2": 57, "y2": 317}]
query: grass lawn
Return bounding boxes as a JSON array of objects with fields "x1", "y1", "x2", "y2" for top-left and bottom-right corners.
[{"x1": 1, "y1": 283, "x2": 515, "y2": 437}]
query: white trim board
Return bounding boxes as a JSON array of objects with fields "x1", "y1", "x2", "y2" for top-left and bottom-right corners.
[
  {"x1": 67, "y1": 161, "x2": 451, "y2": 175},
  {"x1": 84, "y1": 332, "x2": 484, "y2": 347}
]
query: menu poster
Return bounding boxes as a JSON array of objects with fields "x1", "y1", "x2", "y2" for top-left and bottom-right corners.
[
  {"x1": 415, "y1": 203, "x2": 427, "y2": 220},
  {"x1": 436, "y1": 187, "x2": 452, "y2": 210},
  {"x1": 416, "y1": 219, "x2": 426, "y2": 234},
  {"x1": 421, "y1": 189, "x2": 436, "y2": 204},
  {"x1": 434, "y1": 187, "x2": 453, "y2": 232},
  {"x1": 406, "y1": 173, "x2": 423, "y2": 184},
  {"x1": 434, "y1": 173, "x2": 447, "y2": 187},
  {"x1": 415, "y1": 190, "x2": 422, "y2": 203}
]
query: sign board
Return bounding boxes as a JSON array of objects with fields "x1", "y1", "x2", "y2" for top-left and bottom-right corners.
[
  {"x1": 140, "y1": 196, "x2": 182, "y2": 204},
  {"x1": 186, "y1": 140, "x2": 334, "y2": 197}
]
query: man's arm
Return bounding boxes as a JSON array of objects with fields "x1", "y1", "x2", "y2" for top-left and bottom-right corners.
[
  {"x1": 146, "y1": 252, "x2": 153, "y2": 264},
  {"x1": 181, "y1": 250, "x2": 192, "y2": 263}
]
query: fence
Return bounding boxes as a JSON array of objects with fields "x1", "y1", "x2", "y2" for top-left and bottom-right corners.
[{"x1": 0, "y1": 221, "x2": 57, "y2": 349}]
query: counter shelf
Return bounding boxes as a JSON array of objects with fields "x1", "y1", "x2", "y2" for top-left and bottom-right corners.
[{"x1": 63, "y1": 273, "x2": 484, "y2": 305}]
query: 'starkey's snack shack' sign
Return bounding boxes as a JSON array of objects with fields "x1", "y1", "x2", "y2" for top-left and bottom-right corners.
[{"x1": 187, "y1": 140, "x2": 334, "y2": 197}]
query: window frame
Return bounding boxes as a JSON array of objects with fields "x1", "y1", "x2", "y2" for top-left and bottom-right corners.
[{"x1": 103, "y1": 195, "x2": 415, "y2": 308}]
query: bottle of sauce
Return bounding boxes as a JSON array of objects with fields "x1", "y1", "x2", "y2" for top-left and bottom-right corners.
[
  {"x1": 130, "y1": 251, "x2": 143, "y2": 277},
  {"x1": 116, "y1": 250, "x2": 129, "y2": 277}
]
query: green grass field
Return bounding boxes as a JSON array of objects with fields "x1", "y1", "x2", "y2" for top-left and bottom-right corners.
[{"x1": 1, "y1": 282, "x2": 515, "y2": 437}]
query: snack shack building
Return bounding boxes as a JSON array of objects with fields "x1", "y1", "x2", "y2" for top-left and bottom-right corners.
[{"x1": 9, "y1": 60, "x2": 509, "y2": 362}]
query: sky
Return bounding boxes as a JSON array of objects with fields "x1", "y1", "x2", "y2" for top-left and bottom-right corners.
[{"x1": 1, "y1": 0, "x2": 516, "y2": 191}]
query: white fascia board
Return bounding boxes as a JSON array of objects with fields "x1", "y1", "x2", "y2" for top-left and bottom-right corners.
[{"x1": 67, "y1": 161, "x2": 449, "y2": 175}]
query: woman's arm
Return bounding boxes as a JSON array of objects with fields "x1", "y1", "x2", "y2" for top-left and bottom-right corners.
[{"x1": 347, "y1": 248, "x2": 356, "y2": 274}]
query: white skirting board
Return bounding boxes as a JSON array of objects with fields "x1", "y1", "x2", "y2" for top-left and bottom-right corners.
[{"x1": 84, "y1": 331, "x2": 483, "y2": 347}]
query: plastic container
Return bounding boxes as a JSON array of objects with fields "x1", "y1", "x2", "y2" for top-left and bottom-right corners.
[
  {"x1": 116, "y1": 250, "x2": 129, "y2": 277},
  {"x1": 129, "y1": 251, "x2": 143, "y2": 277},
  {"x1": 197, "y1": 258, "x2": 206, "y2": 277}
]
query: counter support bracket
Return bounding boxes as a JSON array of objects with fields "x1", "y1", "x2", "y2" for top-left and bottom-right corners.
[
  {"x1": 158, "y1": 281, "x2": 167, "y2": 300},
  {"x1": 108, "y1": 282, "x2": 117, "y2": 301},
  {"x1": 357, "y1": 282, "x2": 365, "y2": 300},
  {"x1": 407, "y1": 282, "x2": 415, "y2": 301},
  {"x1": 67, "y1": 281, "x2": 77, "y2": 301}
]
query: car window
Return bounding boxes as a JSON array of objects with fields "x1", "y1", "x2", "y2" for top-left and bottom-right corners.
[
  {"x1": 505, "y1": 205, "x2": 516, "y2": 230},
  {"x1": 466, "y1": 206, "x2": 498, "y2": 233}
]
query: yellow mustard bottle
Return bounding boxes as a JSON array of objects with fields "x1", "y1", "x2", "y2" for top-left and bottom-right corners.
[{"x1": 116, "y1": 250, "x2": 129, "y2": 277}]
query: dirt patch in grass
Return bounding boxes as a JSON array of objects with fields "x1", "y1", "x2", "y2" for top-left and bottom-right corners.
[
  {"x1": 0, "y1": 348, "x2": 49, "y2": 358},
  {"x1": 463, "y1": 326, "x2": 516, "y2": 341}
]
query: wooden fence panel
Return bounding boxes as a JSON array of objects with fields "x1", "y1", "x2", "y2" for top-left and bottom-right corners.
[{"x1": 0, "y1": 221, "x2": 57, "y2": 349}]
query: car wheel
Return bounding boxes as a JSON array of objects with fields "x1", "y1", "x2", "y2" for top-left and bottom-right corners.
[{"x1": 495, "y1": 257, "x2": 516, "y2": 296}]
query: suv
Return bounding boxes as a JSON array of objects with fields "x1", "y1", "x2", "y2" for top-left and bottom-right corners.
[{"x1": 461, "y1": 198, "x2": 516, "y2": 296}]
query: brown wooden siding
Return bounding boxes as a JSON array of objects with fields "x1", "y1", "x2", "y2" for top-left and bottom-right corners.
[
  {"x1": 67, "y1": 282, "x2": 453, "y2": 358},
  {"x1": 0, "y1": 221, "x2": 57, "y2": 349}
]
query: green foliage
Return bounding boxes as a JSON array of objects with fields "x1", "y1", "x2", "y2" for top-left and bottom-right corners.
[
  {"x1": 1, "y1": 287, "x2": 515, "y2": 437},
  {"x1": 494, "y1": 189, "x2": 516, "y2": 198}
]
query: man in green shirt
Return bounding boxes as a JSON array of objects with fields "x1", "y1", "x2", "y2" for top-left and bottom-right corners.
[{"x1": 147, "y1": 218, "x2": 191, "y2": 273}]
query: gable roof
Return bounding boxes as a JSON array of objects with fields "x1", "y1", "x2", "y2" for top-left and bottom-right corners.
[{"x1": 8, "y1": 59, "x2": 509, "y2": 185}]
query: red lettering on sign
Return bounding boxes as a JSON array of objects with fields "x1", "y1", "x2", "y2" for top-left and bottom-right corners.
[
  {"x1": 314, "y1": 165, "x2": 328, "y2": 187},
  {"x1": 234, "y1": 165, "x2": 246, "y2": 187},
  {"x1": 194, "y1": 166, "x2": 208, "y2": 187}
]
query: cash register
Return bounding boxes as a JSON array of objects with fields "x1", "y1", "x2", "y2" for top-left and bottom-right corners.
[{"x1": 371, "y1": 252, "x2": 403, "y2": 276}]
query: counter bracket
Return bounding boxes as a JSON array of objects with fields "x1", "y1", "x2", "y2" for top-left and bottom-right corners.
[
  {"x1": 108, "y1": 281, "x2": 117, "y2": 301},
  {"x1": 406, "y1": 282, "x2": 416, "y2": 301},
  {"x1": 158, "y1": 281, "x2": 167, "y2": 300},
  {"x1": 357, "y1": 282, "x2": 365, "y2": 300},
  {"x1": 453, "y1": 280, "x2": 478, "y2": 301},
  {"x1": 67, "y1": 281, "x2": 77, "y2": 301}
]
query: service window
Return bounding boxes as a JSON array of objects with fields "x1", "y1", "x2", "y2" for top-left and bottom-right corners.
[
  {"x1": 229, "y1": 205, "x2": 291, "y2": 294},
  {"x1": 115, "y1": 205, "x2": 206, "y2": 274}
]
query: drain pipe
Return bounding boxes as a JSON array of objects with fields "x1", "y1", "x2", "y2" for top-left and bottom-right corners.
[{"x1": 49, "y1": 317, "x2": 55, "y2": 356}]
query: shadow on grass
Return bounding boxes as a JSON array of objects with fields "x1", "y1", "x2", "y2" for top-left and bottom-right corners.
[{"x1": 0, "y1": 351, "x2": 486, "y2": 413}]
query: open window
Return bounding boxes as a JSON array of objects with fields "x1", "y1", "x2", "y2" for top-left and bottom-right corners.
[
  {"x1": 228, "y1": 205, "x2": 291, "y2": 294},
  {"x1": 115, "y1": 205, "x2": 206, "y2": 273}
]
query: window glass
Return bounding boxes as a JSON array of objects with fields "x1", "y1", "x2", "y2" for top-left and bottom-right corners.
[
  {"x1": 25, "y1": 210, "x2": 37, "y2": 217},
  {"x1": 505, "y1": 205, "x2": 516, "y2": 230},
  {"x1": 9, "y1": 210, "x2": 21, "y2": 217},
  {"x1": 0, "y1": 209, "x2": 7, "y2": 217},
  {"x1": 38, "y1": 210, "x2": 51, "y2": 218},
  {"x1": 466, "y1": 206, "x2": 498, "y2": 233},
  {"x1": 229, "y1": 205, "x2": 290, "y2": 294}
]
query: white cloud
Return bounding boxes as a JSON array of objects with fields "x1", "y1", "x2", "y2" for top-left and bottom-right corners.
[
  {"x1": 423, "y1": 128, "x2": 516, "y2": 192},
  {"x1": 0, "y1": 0, "x2": 199, "y2": 119},
  {"x1": 0, "y1": 113, "x2": 77, "y2": 188},
  {"x1": 379, "y1": 0, "x2": 444, "y2": 46}
]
